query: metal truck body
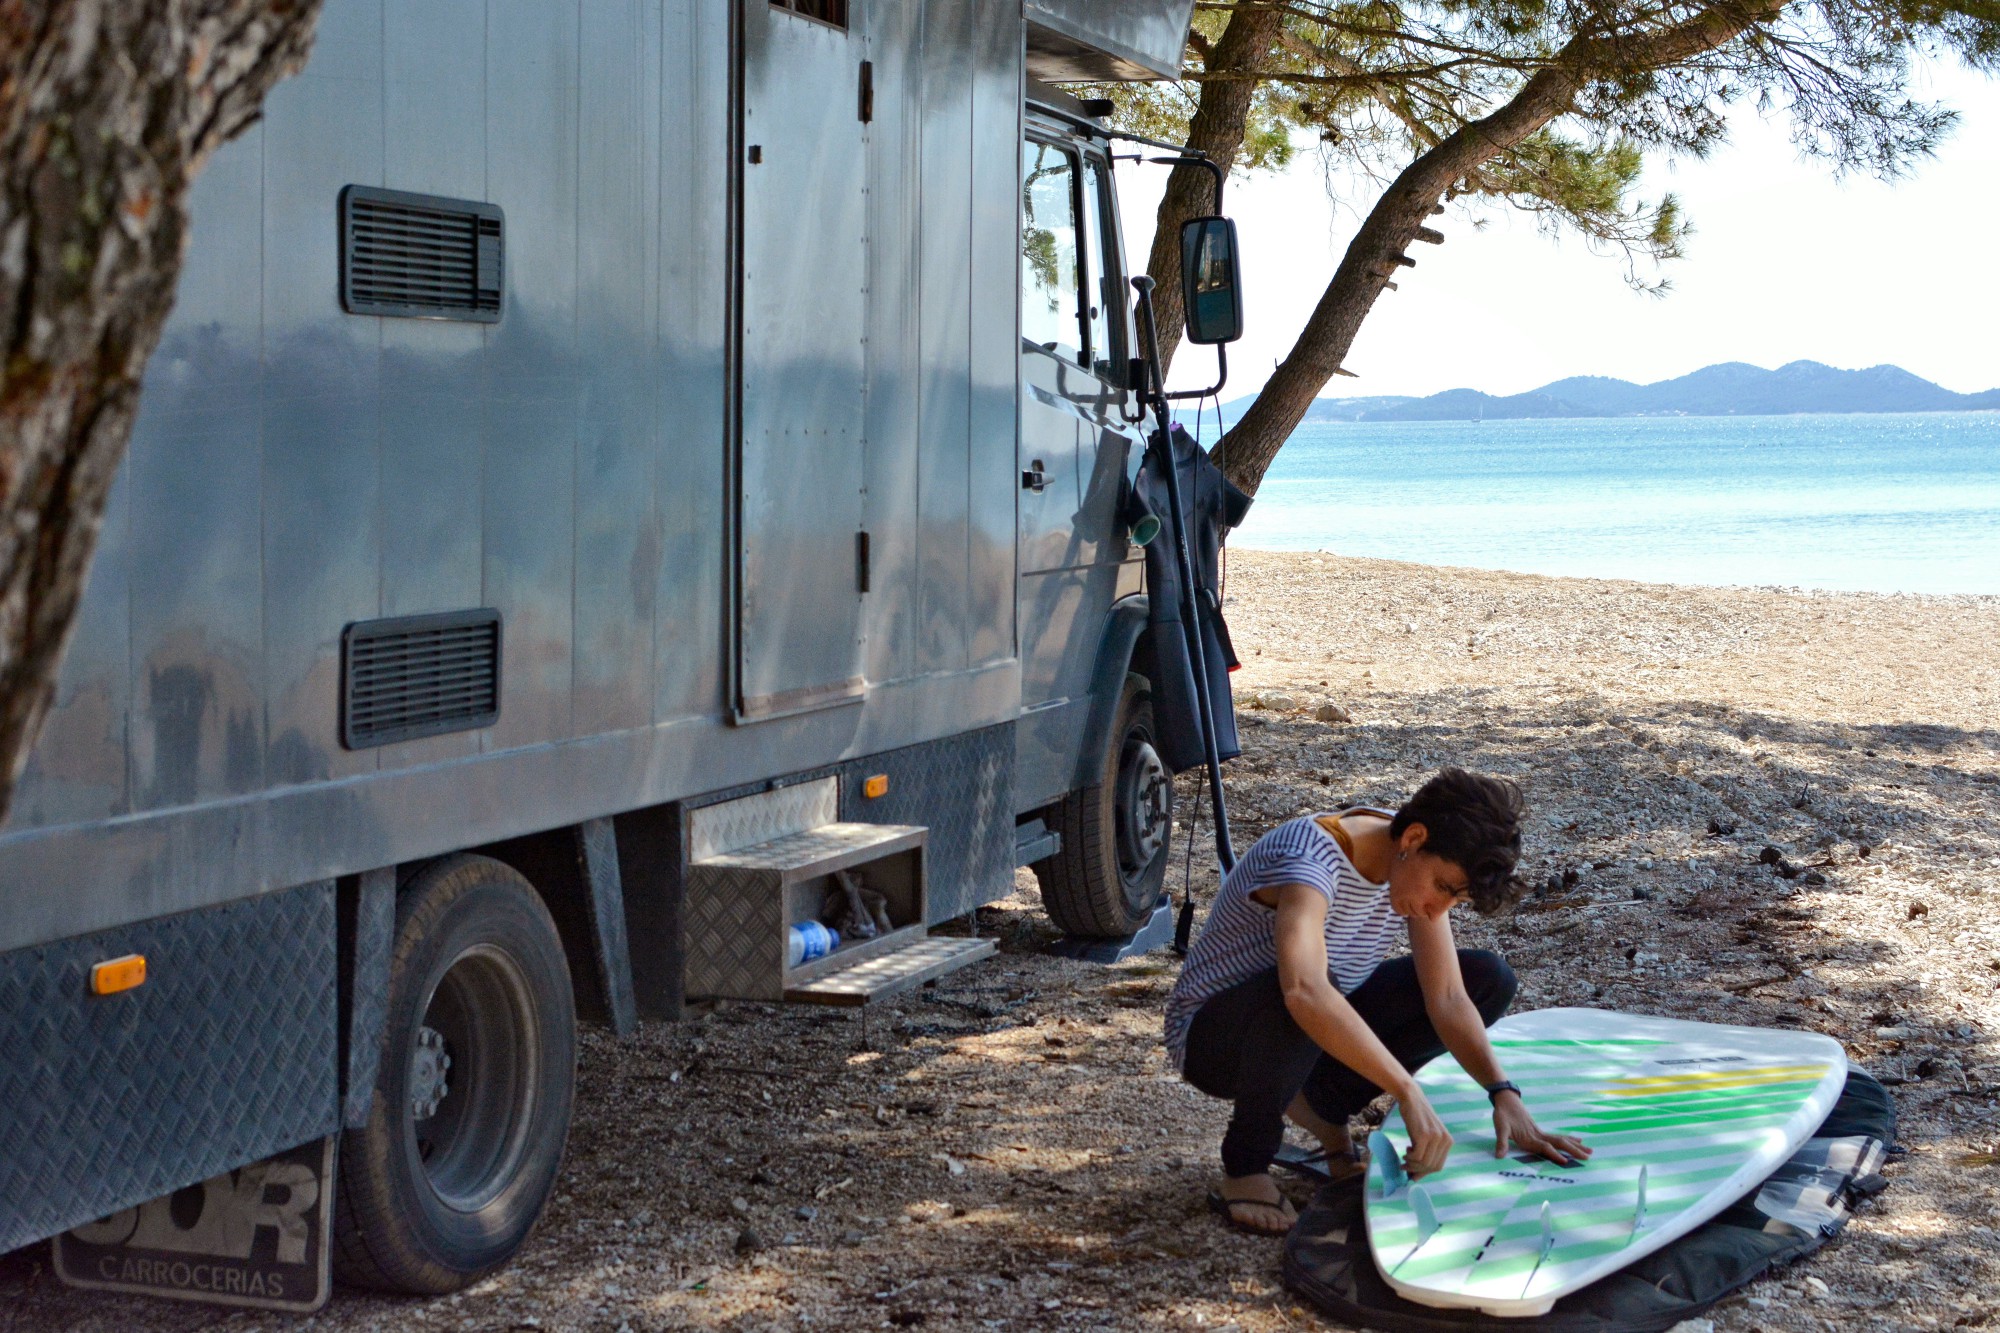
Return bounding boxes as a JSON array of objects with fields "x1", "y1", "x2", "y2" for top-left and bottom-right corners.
[{"x1": 0, "y1": 0, "x2": 1193, "y2": 1281}]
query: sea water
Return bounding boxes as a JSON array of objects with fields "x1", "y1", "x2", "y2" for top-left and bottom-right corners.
[{"x1": 1212, "y1": 411, "x2": 2000, "y2": 595}]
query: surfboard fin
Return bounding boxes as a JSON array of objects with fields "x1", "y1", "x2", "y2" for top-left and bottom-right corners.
[
  {"x1": 1387, "y1": 1184, "x2": 1441, "y2": 1276},
  {"x1": 1369, "y1": 1130, "x2": 1407, "y2": 1196},
  {"x1": 1511, "y1": 1200, "x2": 1559, "y2": 1300},
  {"x1": 1631, "y1": 1163, "x2": 1649, "y2": 1237},
  {"x1": 1410, "y1": 1184, "x2": 1439, "y2": 1243}
]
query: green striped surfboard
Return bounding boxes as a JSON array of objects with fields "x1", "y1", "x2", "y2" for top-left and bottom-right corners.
[{"x1": 1362, "y1": 1007, "x2": 1846, "y2": 1317}]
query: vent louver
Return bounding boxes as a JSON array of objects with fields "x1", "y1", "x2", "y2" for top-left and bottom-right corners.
[
  {"x1": 340, "y1": 186, "x2": 503, "y2": 322},
  {"x1": 341, "y1": 609, "x2": 501, "y2": 749}
]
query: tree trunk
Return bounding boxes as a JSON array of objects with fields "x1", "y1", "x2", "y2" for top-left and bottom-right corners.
[
  {"x1": 0, "y1": 1, "x2": 322, "y2": 819},
  {"x1": 1142, "y1": 1, "x2": 1284, "y2": 378},
  {"x1": 1213, "y1": 0, "x2": 1786, "y2": 496}
]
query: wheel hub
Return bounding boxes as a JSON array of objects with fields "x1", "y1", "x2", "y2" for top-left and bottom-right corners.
[
  {"x1": 409, "y1": 1026, "x2": 453, "y2": 1121},
  {"x1": 1115, "y1": 736, "x2": 1172, "y2": 877}
]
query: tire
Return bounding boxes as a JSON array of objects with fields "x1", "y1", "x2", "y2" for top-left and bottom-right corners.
[
  {"x1": 1035, "y1": 673, "x2": 1174, "y2": 937},
  {"x1": 334, "y1": 855, "x2": 577, "y2": 1294}
]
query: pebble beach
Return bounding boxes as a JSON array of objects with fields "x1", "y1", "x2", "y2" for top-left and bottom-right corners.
[{"x1": 3, "y1": 550, "x2": 1995, "y2": 1331}]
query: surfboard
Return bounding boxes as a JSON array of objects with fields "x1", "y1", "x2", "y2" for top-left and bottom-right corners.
[{"x1": 1361, "y1": 1007, "x2": 1846, "y2": 1317}]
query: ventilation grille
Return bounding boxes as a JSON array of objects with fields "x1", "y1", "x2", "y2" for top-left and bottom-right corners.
[
  {"x1": 340, "y1": 186, "x2": 503, "y2": 322},
  {"x1": 341, "y1": 610, "x2": 501, "y2": 749}
]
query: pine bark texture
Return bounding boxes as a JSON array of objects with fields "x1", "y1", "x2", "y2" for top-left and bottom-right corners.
[
  {"x1": 0, "y1": 0, "x2": 321, "y2": 818},
  {"x1": 1215, "y1": 0, "x2": 1789, "y2": 496},
  {"x1": 1142, "y1": 3, "x2": 1284, "y2": 377}
]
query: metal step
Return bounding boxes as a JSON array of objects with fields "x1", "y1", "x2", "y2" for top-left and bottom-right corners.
[
  {"x1": 784, "y1": 935, "x2": 996, "y2": 1007},
  {"x1": 686, "y1": 821, "x2": 928, "y2": 1003}
]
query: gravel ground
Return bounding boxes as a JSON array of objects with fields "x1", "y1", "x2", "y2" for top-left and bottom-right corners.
[{"x1": 4, "y1": 550, "x2": 1997, "y2": 1332}]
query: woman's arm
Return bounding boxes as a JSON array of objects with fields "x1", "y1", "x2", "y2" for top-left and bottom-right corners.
[
  {"x1": 1407, "y1": 914, "x2": 1507, "y2": 1084},
  {"x1": 1273, "y1": 883, "x2": 1454, "y2": 1175},
  {"x1": 1407, "y1": 915, "x2": 1591, "y2": 1166}
]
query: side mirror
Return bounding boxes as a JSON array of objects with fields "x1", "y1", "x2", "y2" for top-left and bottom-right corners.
[{"x1": 1179, "y1": 216, "x2": 1243, "y2": 345}]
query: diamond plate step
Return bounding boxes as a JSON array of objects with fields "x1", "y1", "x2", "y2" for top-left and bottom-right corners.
[
  {"x1": 784, "y1": 936, "x2": 996, "y2": 1007},
  {"x1": 685, "y1": 822, "x2": 929, "y2": 1003}
]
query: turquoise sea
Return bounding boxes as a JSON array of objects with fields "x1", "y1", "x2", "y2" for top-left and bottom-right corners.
[{"x1": 1212, "y1": 411, "x2": 2000, "y2": 595}]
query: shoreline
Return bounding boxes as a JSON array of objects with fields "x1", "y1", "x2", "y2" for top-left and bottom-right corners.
[{"x1": 1227, "y1": 544, "x2": 2000, "y2": 603}]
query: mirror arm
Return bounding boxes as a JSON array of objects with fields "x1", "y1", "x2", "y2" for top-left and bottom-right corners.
[
  {"x1": 1110, "y1": 154, "x2": 1231, "y2": 399},
  {"x1": 1162, "y1": 342, "x2": 1226, "y2": 402},
  {"x1": 1110, "y1": 150, "x2": 1224, "y2": 214}
]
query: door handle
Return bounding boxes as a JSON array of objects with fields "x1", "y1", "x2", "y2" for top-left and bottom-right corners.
[{"x1": 1021, "y1": 460, "x2": 1048, "y2": 493}]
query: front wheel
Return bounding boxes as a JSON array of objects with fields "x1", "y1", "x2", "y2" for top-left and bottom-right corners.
[
  {"x1": 1035, "y1": 674, "x2": 1174, "y2": 936},
  {"x1": 334, "y1": 855, "x2": 576, "y2": 1293}
]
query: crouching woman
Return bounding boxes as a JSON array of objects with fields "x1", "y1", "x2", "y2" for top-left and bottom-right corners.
[{"x1": 1165, "y1": 768, "x2": 1589, "y2": 1235}]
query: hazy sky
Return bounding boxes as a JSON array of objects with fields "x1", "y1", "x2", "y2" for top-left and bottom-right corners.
[{"x1": 1120, "y1": 59, "x2": 2000, "y2": 402}]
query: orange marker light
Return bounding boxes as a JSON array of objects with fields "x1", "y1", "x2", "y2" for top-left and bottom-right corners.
[
  {"x1": 91, "y1": 954, "x2": 147, "y2": 996},
  {"x1": 862, "y1": 774, "x2": 889, "y2": 799}
]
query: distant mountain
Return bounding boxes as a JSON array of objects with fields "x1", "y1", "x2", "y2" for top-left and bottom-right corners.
[
  {"x1": 1197, "y1": 361, "x2": 2000, "y2": 426},
  {"x1": 1359, "y1": 388, "x2": 1590, "y2": 422}
]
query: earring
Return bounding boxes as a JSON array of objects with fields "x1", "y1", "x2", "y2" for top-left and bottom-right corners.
[{"x1": 1396, "y1": 852, "x2": 1408, "y2": 862}]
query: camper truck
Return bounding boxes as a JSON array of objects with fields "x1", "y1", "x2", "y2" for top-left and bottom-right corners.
[{"x1": 0, "y1": 0, "x2": 1232, "y2": 1298}]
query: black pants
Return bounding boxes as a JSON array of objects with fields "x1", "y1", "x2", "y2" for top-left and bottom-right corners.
[{"x1": 1181, "y1": 949, "x2": 1517, "y2": 1178}]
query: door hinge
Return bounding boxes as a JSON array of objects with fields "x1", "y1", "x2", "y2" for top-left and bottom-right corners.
[
  {"x1": 858, "y1": 60, "x2": 874, "y2": 123},
  {"x1": 856, "y1": 530, "x2": 871, "y2": 593}
]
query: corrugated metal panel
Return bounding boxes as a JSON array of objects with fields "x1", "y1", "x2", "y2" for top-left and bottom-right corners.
[
  {"x1": 967, "y1": 0, "x2": 1021, "y2": 669},
  {"x1": 653, "y1": 0, "x2": 730, "y2": 725},
  {"x1": 574, "y1": 0, "x2": 660, "y2": 738},
  {"x1": 916, "y1": 0, "x2": 974, "y2": 674},
  {"x1": 483, "y1": 0, "x2": 581, "y2": 750},
  {"x1": 261, "y1": 12, "x2": 384, "y2": 791},
  {"x1": 861, "y1": 0, "x2": 922, "y2": 688}
]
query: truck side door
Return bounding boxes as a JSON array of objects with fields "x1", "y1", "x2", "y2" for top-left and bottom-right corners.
[
  {"x1": 734, "y1": 0, "x2": 868, "y2": 720},
  {"x1": 1015, "y1": 130, "x2": 1142, "y2": 810}
]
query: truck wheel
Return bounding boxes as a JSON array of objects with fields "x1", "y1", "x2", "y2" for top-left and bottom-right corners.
[
  {"x1": 1035, "y1": 674, "x2": 1173, "y2": 936},
  {"x1": 334, "y1": 855, "x2": 576, "y2": 1293}
]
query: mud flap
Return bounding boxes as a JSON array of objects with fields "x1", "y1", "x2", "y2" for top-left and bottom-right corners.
[{"x1": 52, "y1": 1136, "x2": 335, "y2": 1313}]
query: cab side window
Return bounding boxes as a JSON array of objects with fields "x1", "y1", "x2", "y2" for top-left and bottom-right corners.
[
  {"x1": 1021, "y1": 140, "x2": 1087, "y2": 367},
  {"x1": 1080, "y1": 155, "x2": 1119, "y2": 381}
]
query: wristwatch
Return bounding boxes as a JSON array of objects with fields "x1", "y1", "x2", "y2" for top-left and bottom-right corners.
[{"x1": 1484, "y1": 1080, "x2": 1522, "y2": 1103}]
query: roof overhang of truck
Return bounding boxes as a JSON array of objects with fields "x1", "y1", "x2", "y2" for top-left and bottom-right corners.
[{"x1": 1025, "y1": 0, "x2": 1194, "y2": 82}]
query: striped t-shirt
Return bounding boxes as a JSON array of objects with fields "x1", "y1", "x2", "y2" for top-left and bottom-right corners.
[{"x1": 1163, "y1": 810, "x2": 1403, "y2": 1071}]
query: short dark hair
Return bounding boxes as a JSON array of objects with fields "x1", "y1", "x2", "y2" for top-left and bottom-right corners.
[{"x1": 1390, "y1": 768, "x2": 1526, "y2": 915}]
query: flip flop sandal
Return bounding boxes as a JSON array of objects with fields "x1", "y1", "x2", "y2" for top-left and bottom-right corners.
[
  {"x1": 1206, "y1": 1187, "x2": 1294, "y2": 1237},
  {"x1": 1274, "y1": 1140, "x2": 1365, "y2": 1184}
]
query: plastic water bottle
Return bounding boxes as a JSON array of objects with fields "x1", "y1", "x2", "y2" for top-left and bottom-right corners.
[{"x1": 787, "y1": 921, "x2": 840, "y2": 967}]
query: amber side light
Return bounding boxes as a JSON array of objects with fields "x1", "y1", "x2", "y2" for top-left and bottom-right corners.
[
  {"x1": 863, "y1": 774, "x2": 889, "y2": 799},
  {"x1": 90, "y1": 954, "x2": 147, "y2": 996}
]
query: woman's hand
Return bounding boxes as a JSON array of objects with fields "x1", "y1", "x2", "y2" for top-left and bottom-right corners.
[
  {"x1": 1397, "y1": 1084, "x2": 1454, "y2": 1178},
  {"x1": 1492, "y1": 1093, "x2": 1591, "y2": 1166}
]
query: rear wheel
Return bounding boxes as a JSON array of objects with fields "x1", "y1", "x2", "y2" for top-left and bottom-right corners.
[
  {"x1": 334, "y1": 855, "x2": 576, "y2": 1293},
  {"x1": 1035, "y1": 674, "x2": 1174, "y2": 936}
]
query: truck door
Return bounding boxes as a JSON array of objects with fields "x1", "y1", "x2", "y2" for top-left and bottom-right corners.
[
  {"x1": 735, "y1": 0, "x2": 867, "y2": 720},
  {"x1": 1017, "y1": 131, "x2": 1140, "y2": 807}
]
